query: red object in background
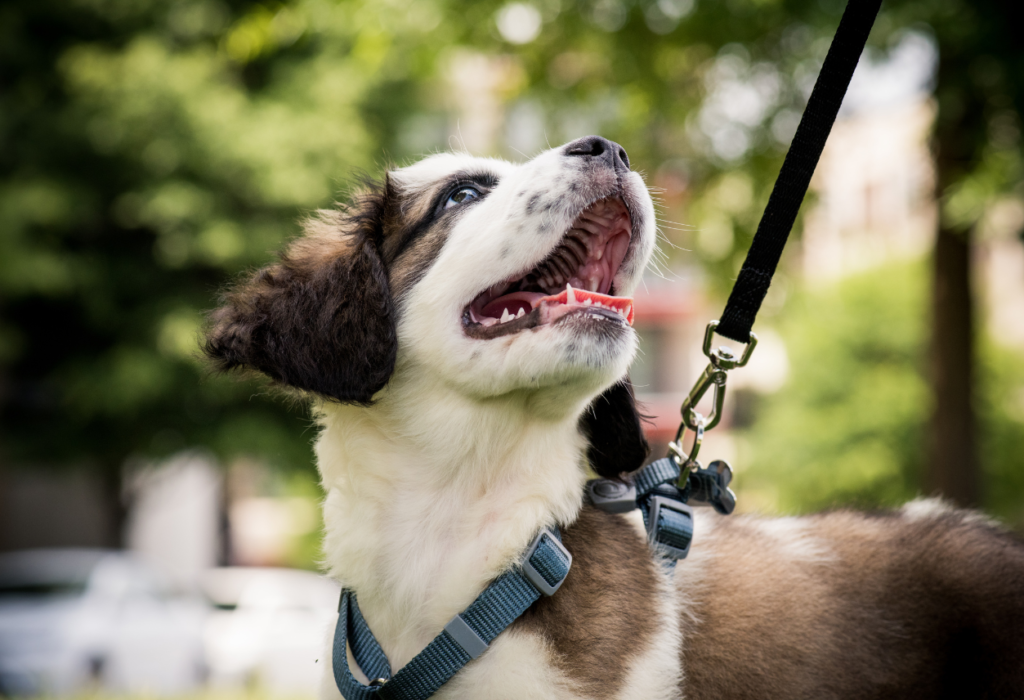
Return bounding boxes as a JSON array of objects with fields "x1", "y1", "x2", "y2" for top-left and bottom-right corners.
[{"x1": 630, "y1": 282, "x2": 700, "y2": 325}]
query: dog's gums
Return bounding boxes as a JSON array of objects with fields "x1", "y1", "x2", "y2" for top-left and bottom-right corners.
[{"x1": 463, "y1": 196, "x2": 634, "y2": 340}]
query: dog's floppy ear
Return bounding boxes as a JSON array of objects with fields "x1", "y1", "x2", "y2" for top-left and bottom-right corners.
[
  {"x1": 580, "y1": 377, "x2": 650, "y2": 479},
  {"x1": 204, "y1": 183, "x2": 397, "y2": 404}
]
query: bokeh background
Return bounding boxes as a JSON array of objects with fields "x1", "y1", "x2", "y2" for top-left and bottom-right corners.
[{"x1": 1, "y1": 0, "x2": 1022, "y2": 695}]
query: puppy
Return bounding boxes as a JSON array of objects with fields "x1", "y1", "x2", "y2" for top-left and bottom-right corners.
[{"x1": 205, "y1": 137, "x2": 1024, "y2": 700}]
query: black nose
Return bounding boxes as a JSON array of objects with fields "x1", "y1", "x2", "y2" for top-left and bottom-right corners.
[{"x1": 564, "y1": 135, "x2": 630, "y2": 172}]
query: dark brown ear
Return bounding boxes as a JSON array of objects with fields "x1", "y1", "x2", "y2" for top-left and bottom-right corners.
[
  {"x1": 580, "y1": 377, "x2": 650, "y2": 479},
  {"x1": 204, "y1": 187, "x2": 397, "y2": 404}
]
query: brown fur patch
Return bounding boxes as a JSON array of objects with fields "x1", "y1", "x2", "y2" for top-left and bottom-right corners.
[
  {"x1": 514, "y1": 506, "x2": 660, "y2": 699},
  {"x1": 681, "y1": 509, "x2": 1024, "y2": 700},
  {"x1": 203, "y1": 174, "x2": 462, "y2": 402},
  {"x1": 204, "y1": 183, "x2": 399, "y2": 403}
]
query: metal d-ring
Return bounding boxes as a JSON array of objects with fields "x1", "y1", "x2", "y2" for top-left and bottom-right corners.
[
  {"x1": 702, "y1": 320, "x2": 758, "y2": 370},
  {"x1": 668, "y1": 417, "x2": 704, "y2": 471}
]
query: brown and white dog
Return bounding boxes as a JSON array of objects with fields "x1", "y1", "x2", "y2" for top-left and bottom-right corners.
[{"x1": 204, "y1": 137, "x2": 1024, "y2": 699}]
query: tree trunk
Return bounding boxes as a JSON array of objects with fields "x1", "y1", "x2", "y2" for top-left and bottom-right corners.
[
  {"x1": 102, "y1": 465, "x2": 128, "y2": 548},
  {"x1": 925, "y1": 225, "x2": 979, "y2": 507}
]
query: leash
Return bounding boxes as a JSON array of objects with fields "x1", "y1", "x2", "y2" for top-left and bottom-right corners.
[
  {"x1": 330, "y1": 1, "x2": 881, "y2": 696},
  {"x1": 659, "y1": 0, "x2": 884, "y2": 512},
  {"x1": 718, "y1": 0, "x2": 883, "y2": 346}
]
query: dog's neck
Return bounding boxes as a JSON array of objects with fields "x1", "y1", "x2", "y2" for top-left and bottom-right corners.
[{"x1": 315, "y1": 372, "x2": 593, "y2": 668}]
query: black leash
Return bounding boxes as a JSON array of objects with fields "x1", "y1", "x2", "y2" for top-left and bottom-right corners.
[
  {"x1": 717, "y1": 0, "x2": 883, "y2": 345},
  {"x1": 665, "y1": 0, "x2": 883, "y2": 498}
]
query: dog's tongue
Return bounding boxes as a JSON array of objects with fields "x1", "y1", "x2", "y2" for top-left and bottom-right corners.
[{"x1": 539, "y1": 287, "x2": 634, "y2": 325}]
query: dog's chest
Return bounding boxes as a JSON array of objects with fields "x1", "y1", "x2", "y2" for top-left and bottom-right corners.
[
  {"x1": 320, "y1": 505, "x2": 683, "y2": 700},
  {"x1": 504, "y1": 507, "x2": 683, "y2": 700}
]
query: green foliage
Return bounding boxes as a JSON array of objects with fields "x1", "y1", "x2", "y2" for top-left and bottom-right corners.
[
  {"x1": 2, "y1": 0, "x2": 842, "y2": 476},
  {"x1": 1, "y1": 0, "x2": 1021, "y2": 525},
  {"x1": 0, "y1": 0, "x2": 460, "y2": 475},
  {"x1": 738, "y1": 262, "x2": 929, "y2": 513},
  {"x1": 980, "y1": 340, "x2": 1024, "y2": 526},
  {"x1": 738, "y1": 260, "x2": 1024, "y2": 526}
]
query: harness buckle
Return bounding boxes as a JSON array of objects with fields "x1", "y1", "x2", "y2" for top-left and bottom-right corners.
[
  {"x1": 586, "y1": 478, "x2": 637, "y2": 513},
  {"x1": 521, "y1": 529, "x2": 572, "y2": 596},
  {"x1": 647, "y1": 495, "x2": 694, "y2": 560},
  {"x1": 687, "y1": 459, "x2": 737, "y2": 515}
]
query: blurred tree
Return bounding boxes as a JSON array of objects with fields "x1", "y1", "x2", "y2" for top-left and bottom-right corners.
[
  {"x1": 0, "y1": 0, "x2": 458, "y2": 543},
  {"x1": 738, "y1": 261, "x2": 1024, "y2": 527},
  {"x1": 915, "y1": 0, "x2": 1023, "y2": 507},
  {"x1": 738, "y1": 262, "x2": 929, "y2": 514}
]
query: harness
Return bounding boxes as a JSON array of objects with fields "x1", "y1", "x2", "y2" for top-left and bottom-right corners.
[
  {"x1": 332, "y1": 0, "x2": 881, "y2": 696},
  {"x1": 331, "y1": 461, "x2": 718, "y2": 700}
]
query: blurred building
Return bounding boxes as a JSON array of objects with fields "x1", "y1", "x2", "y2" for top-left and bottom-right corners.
[
  {"x1": 802, "y1": 96, "x2": 1024, "y2": 351},
  {"x1": 801, "y1": 100, "x2": 937, "y2": 284},
  {"x1": 124, "y1": 453, "x2": 223, "y2": 591}
]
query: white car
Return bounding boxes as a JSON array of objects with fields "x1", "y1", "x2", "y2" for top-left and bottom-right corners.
[
  {"x1": 200, "y1": 567, "x2": 340, "y2": 694},
  {"x1": 0, "y1": 549, "x2": 208, "y2": 696}
]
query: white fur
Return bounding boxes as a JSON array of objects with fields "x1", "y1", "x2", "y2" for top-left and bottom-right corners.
[
  {"x1": 901, "y1": 496, "x2": 998, "y2": 528},
  {"x1": 316, "y1": 145, "x2": 660, "y2": 698},
  {"x1": 619, "y1": 564, "x2": 683, "y2": 700},
  {"x1": 747, "y1": 516, "x2": 835, "y2": 564},
  {"x1": 437, "y1": 630, "x2": 584, "y2": 699}
]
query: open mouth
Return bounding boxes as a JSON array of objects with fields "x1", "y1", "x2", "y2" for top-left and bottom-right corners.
[{"x1": 463, "y1": 196, "x2": 634, "y2": 339}]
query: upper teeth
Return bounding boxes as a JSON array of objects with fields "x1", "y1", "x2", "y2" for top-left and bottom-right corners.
[{"x1": 562, "y1": 284, "x2": 631, "y2": 321}]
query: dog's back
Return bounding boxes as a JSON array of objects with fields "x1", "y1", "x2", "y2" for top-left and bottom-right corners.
[
  {"x1": 684, "y1": 501, "x2": 1024, "y2": 699},
  {"x1": 524, "y1": 500, "x2": 1024, "y2": 700}
]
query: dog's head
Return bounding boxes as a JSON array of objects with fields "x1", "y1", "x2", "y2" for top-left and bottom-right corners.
[{"x1": 205, "y1": 137, "x2": 655, "y2": 476}]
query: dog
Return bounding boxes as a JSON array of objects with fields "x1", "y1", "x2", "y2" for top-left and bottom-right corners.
[{"x1": 204, "y1": 137, "x2": 1024, "y2": 699}]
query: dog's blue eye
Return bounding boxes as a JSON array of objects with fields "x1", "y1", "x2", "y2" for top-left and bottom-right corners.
[{"x1": 444, "y1": 186, "x2": 481, "y2": 210}]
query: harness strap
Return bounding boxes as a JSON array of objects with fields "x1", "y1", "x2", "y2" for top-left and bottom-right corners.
[
  {"x1": 332, "y1": 528, "x2": 571, "y2": 700},
  {"x1": 632, "y1": 457, "x2": 681, "y2": 496},
  {"x1": 716, "y1": 0, "x2": 883, "y2": 344},
  {"x1": 631, "y1": 459, "x2": 694, "y2": 562}
]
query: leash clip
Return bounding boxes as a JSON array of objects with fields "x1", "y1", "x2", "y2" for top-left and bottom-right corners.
[
  {"x1": 676, "y1": 321, "x2": 756, "y2": 437},
  {"x1": 668, "y1": 321, "x2": 756, "y2": 481}
]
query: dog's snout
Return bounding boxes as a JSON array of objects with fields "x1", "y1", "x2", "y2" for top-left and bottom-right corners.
[{"x1": 564, "y1": 136, "x2": 630, "y2": 171}]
